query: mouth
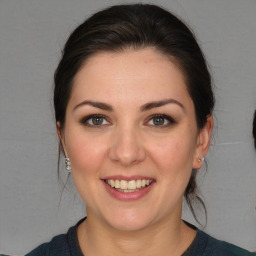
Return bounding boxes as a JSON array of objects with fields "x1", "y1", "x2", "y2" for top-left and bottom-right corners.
[{"x1": 103, "y1": 179, "x2": 153, "y2": 193}]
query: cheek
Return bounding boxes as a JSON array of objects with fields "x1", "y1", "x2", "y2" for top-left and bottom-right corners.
[
  {"x1": 147, "y1": 133, "x2": 197, "y2": 197},
  {"x1": 64, "y1": 132, "x2": 108, "y2": 204},
  {"x1": 148, "y1": 134, "x2": 195, "y2": 171},
  {"x1": 152, "y1": 138, "x2": 195, "y2": 197},
  {"x1": 64, "y1": 131, "x2": 108, "y2": 175}
]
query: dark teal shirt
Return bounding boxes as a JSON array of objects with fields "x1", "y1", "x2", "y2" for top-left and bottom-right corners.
[{"x1": 25, "y1": 219, "x2": 255, "y2": 256}]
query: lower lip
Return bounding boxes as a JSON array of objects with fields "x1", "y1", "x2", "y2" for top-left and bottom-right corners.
[{"x1": 102, "y1": 181, "x2": 155, "y2": 201}]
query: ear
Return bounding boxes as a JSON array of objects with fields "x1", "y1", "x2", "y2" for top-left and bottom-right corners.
[
  {"x1": 56, "y1": 121, "x2": 68, "y2": 157},
  {"x1": 193, "y1": 115, "x2": 213, "y2": 169}
]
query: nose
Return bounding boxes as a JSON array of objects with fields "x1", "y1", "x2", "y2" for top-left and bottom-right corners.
[{"x1": 108, "y1": 126, "x2": 146, "y2": 167}]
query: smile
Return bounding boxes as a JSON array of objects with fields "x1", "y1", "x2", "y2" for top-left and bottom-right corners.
[{"x1": 104, "y1": 179, "x2": 153, "y2": 192}]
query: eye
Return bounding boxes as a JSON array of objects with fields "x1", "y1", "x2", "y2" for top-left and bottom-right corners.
[
  {"x1": 80, "y1": 114, "x2": 110, "y2": 127},
  {"x1": 147, "y1": 114, "x2": 175, "y2": 127}
]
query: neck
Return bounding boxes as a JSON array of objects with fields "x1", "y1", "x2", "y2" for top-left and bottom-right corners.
[{"x1": 77, "y1": 210, "x2": 196, "y2": 256}]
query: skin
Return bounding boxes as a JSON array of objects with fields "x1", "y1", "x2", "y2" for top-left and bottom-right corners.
[{"x1": 58, "y1": 48, "x2": 213, "y2": 256}]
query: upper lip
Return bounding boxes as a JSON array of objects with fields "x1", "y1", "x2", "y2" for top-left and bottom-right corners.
[{"x1": 101, "y1": 175, "x2": 155, "y2": 181}]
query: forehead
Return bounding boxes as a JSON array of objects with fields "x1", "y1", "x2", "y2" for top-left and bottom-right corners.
[
  {"x1": 70, "y1": 48, "x2": 192, "y2": 106},
  {"x1": 76, "y1": 48, "x2": 183, "y2": 80}
]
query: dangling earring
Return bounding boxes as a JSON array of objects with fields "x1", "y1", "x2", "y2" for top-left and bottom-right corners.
[{"x1": 65, "y1": 157, "x2": 71, "y2": 173}]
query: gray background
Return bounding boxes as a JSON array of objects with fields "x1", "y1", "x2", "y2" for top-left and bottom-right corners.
[{"x1": 0, "y1": 0, "x2": 255, "y2": 255}]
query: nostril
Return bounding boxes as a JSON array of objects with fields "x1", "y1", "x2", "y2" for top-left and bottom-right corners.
[
  {"x1": 108, "y1": 130, "x2": 146, "y2": 165},
  {"x1": 108, "y1": 146, "x2": 146, "y2": 166}
]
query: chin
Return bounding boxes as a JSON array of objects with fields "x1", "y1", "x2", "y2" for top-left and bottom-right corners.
[
  {"x1": 103, "y1": 209, "x2": 155, "y2": 232},
  {"x1": 110, "y1": 220, "x2": 150, "y2": 232}
]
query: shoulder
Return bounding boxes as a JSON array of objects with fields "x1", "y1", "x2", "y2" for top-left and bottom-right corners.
[
  {"x1": 199, "y1": 230, "x2": 255, "y2": 256},
  {"x1": 25, "y1": 218, "x2": 85, "y2": 256},
  {"x1": 25, "y1": 233, "x2": 69, "y2": 256}
]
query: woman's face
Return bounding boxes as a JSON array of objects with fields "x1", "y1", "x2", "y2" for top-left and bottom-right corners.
[{"x1": 59, "y1": 48, "x2": 212, "y2": 231}]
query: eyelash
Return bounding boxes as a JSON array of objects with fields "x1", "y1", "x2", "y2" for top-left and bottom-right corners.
[
  {"x1": 146, "y1": 114, "x2": 176, "y2": 128},
  {"x1": 80, "y1": 114, "x2": 176, "y2": 128},
  {"x1": 80, "y1": 114, "x2": 110, "y2": 127}
]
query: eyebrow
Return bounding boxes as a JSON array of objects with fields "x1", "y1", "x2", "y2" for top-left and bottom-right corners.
[
  {"x1": 140, "y1": 99, "x2": 185, "y2": 112},
  {"x1": 73, "y1": 98, "x2": 184, "y2": 112},
  {"x1": 73, "y1": 100, "x2": 113, "y2": 111}
]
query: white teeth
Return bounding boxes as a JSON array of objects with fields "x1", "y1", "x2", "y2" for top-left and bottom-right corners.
[
  {"x1": 114, "y1": 180, "x2": 120, "y2": 188},
  {"x1": 110, "y1": 179, "x2": 115, "y2": 187},
  {"x1": 120, "y1": 180, "x2": 128, "y2": 189},
  {"x1": 128, "y1": 180, "x2": 136, "y2": 189},
  {"x1": 105, "y1": 179, "x2": 152, "y2": 191},
  {"x1": 137, "y1": 180, "x2": 141, "y2": 188},
  {"x1": 123, "y1": 189, "x2": 136, "y2": 193}
]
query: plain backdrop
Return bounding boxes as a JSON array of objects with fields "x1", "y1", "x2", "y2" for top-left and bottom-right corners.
[{"x1": 0, "y1": 0, "x2": 255, "y2": 255}]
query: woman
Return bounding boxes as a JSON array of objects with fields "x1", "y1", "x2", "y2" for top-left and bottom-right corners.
[{"x1": 26, "y1": 4, "x2": 255, "y2": 256}]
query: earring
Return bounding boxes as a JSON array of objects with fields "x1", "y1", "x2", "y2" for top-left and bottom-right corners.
[
  {"x1": 65, "y1": 157, "x2": 71, "y2": 173},
  {"x1": 198, "y1": 157, "x2": 205, "y2": 163}
]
